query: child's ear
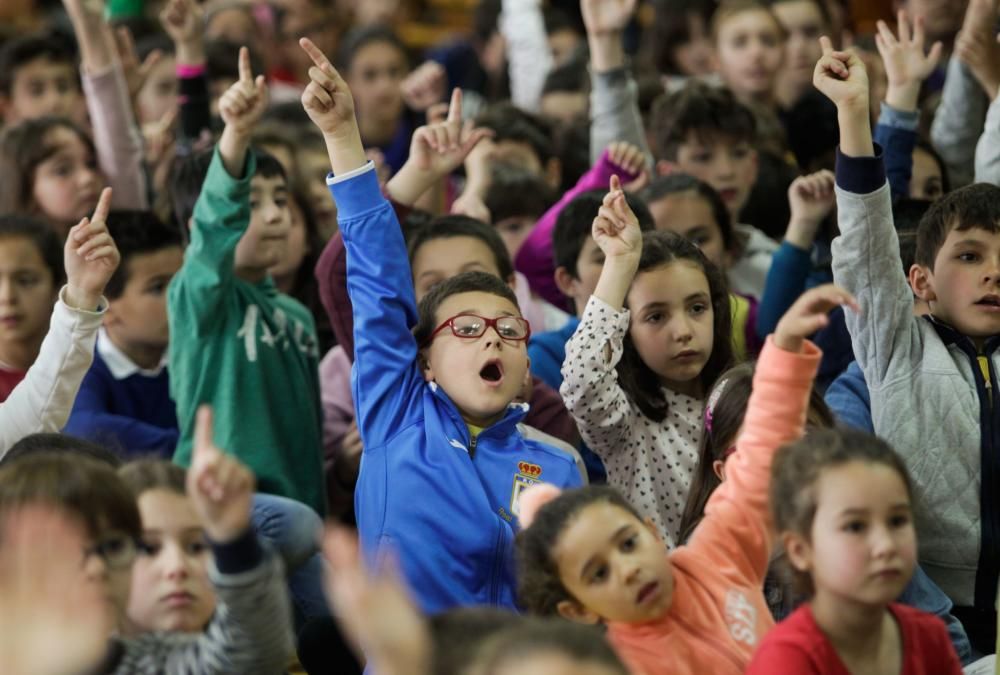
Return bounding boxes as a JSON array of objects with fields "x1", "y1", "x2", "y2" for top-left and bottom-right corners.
[
  {"x1": 544, "y1": 157, "x2": 562, "y2": 190},
  {"x1": 556, "y1": 598, "x2": 602, "y2": 625},
  {"x1": 781, "y1": 530, "x2": 813, "y2": 575},
  {"x1": 418, "y1": 349, "x2": 434, "y2": 382},
  {"x1": 712, "y1": 459, "x2": 727, "y2": 482},
  {"x1": 655, "y1": 159, "x2": 676, "y2": 177},
  {"x1": 554, "y1": 266, "x2": 577, "y2": 299},
  {"x1": 909, "y1": 263, "x2": 937, "y2": 303},
  {"x1": 506, "y1": 273, "x2": 517, "y2": 291}
]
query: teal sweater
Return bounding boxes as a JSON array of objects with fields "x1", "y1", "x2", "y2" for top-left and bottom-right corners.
[{"x1": 168, "y1": 148, "x2": 325, "y2": 515}]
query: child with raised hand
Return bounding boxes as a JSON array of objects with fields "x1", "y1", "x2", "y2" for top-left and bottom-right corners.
[
  {"x1": 818, "y1": 34, "x2": 1000, "y2": 653},
  {"x1": 520, "y1": 285, "x2": 851, "y2": 675},
  {"x1": 167, "y1": 45, "x2": 326, "y2": 518},
  {"x1": 0, "y1": 188, "x2": 120, "y2": 455},
  {"x1": 745, "y1": 427, "x2": 963, "y2": 674},
  {"x1": 560, "y1": 176, "x2": 733, "y2": 546},
  {"x1": 299, "y1": 36, "x2": 583, "y2": 613},
  {"x1": 0, "y1": 407, "x2": 295, "y2": 674},
  {"x1": 872, "y1": 11, "x2": 944, "y2": 201}
]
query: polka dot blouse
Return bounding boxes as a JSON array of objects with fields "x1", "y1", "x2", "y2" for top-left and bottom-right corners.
[{"x1": 560, "y1": 296, "x2": 703, "y2": 548}]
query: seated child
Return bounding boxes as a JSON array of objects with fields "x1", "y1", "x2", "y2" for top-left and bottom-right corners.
[
  {"x1": 299, "y1": 37, "x2": 583, "y2": 612},
  {"x1": 817, "y1": 37, "x2": 1000, "y2": 651},
  {"x1": 682, "y1": 360, "x2": 974, "y2": 661},
  {"x1": 650, "y1": 82, "x2": 779, "y2": 298},
  {"x1": 0, "y1": 32, "x2": 84, "y2": 125},
  {"x1": 0, "y1": 191, "x2": 120, "y2": 455},
  {"x1": 518, "y1": 285, "x2": 850, "y2": 674},
  {"x1": 167, "y1": 47, "x2": 325, "y2": 517},
  {"x1": 745, "y1": 428, "x2": 963, "y2": 674},
  {"x1": 0, "y1": 407, "x2": 295, "y2": 673},
  {"x1": 560, "y1": 178, "x2": 734, "y2": 546},
  {"x1": 118, "y1": 459, "x2": 216, "y2": 634},
  {"x1": 64, "y1": 210, "x2": 184, "y2": 457}
]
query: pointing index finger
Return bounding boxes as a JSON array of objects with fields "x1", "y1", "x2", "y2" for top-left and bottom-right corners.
[
  {"x1": 447, "y1": 88, "x2": 462, "y2": 124},
  {"x1": 300, "y1": 37, "x2": 335, "y2": 74},
  {"x1": 819, "y1": 35, "x2": 834, "y2": 56},
  {"x1": 194, "y1": 405, "x2": 217, "y2": 458},
  {"x1": 92, "y1": 187, "x2": 113, "y2": 224},
  {"x1": 238, "y1": 46, "x2": 252, "y2": 83}
]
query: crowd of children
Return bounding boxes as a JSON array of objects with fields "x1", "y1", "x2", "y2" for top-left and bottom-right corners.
[{"x1": 2, "y1": 0, "x2": 1000, "y2": 673}]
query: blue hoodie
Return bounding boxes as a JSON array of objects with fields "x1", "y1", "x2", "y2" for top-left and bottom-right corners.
[{"x1": 329, "y1": 163, "x2": 582, "y2": 614}]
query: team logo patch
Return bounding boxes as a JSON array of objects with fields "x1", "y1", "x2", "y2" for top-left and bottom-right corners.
[{"x1": 510, "y1": 461, "x2": 543, "y2": 516}]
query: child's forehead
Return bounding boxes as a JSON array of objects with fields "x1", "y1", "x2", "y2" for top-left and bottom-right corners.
[
  {"x1": 250, "y1": 175, "x2": 288, "y2": 192},
  {"x1": 15, "y1": 55, "x2": 76, "y2": 78},
  {"x1": 435, "y1": 290, "x2": 521, "y2": 319},
  {"x1": 813, "y1": 461, "x2": 910, "y2": 513},
  {"x1": 680, "y1": 129, "x2": 751, "y2": 151}
]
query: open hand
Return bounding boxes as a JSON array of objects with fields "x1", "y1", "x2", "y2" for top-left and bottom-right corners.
[
  {"x1": 219, "y1": 46, "x2": 268, "y2": 136},
  {"x1": 956, "y1": 28, "x2": 1000, "y2": 99},
  {"x1": 592, "y1": 175, "x2": 642, "y2": 260},
  {"x1": 774, "y1": 284, "x2": 858, "y2": 352},
  {"x1": 322, "y1": 527, "x2": 431, "y2": 675},
  {"x1": 113, "y1": 25, "x2": 165, "y2": 103},
  {"x1": 300, "y1": 37, "x2": 357, "y2": 139},
  {"x1": 186, "y1": 406, "x2": 255, "y2": 543},
  {"x1": 813, "y1": 36, "x2": 870, "y2": 111},
  {"x1": 875, "y1": 11, "x2": 943, "y2": 109},
  {"x1": 66, "y1": 188, "x2": 120, "y2": 311},
  {"x1": 159, "y1": 0, "x2": 204, "y2": 47},
  {"x1": 409, "y1": 88, "x2": 494, "y2": 177}
]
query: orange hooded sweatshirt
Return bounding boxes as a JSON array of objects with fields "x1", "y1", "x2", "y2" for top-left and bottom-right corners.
[{"x1": 606, "y1": 337, "x2": 821, "y2": 675}]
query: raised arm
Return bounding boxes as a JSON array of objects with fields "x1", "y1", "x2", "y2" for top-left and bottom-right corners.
[
  {"x1": 872, "y1": 12, "x2": 942, "y2": 200},
  {"x1": 690, "y1": 287, "x2": 850, "y2": 582},
  {"x1": 160, "y1": 0, "x2": 211, "y2": 146},
  {"x1": 930, "y1": 0, "x2": 995, "y2": 188},
  {"x1": 63, "y1": 0, "x2": 149, "y2": 210},
  {"x1": 560, "y1": 177, "x2": 643, "y2": 451},
  {"x1": 814, "y1": 39, "x2": 921, "y2": 384},
  {"x1": 0, "y1": 190, "x2": 120, "y2": 457},
  {"x1": 582, "y1": 0, "x2": 653, "y2": 167},
  {"x1": 500, "y1": 0, "x2": 553, "y2": 113},
  {"x1": 167, "y1": 47, "x2": 269, "y2": 333},
  {"x1": 757, "y1": 170, "x2": 835, "y2": 338}
]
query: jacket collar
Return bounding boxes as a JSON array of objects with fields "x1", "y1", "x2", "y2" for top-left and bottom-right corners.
[{"x1": 428, "y1": 380, "x2": 529, "y2": 451}]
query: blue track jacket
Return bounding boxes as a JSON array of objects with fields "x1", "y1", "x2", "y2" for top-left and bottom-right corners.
[{"x1": 329, "y1": 163, "x2": 582, "y2": 613}]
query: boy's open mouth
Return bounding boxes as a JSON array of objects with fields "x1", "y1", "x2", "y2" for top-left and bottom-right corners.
[
  {"x1": 975, "y1": 294, "x2": 1000, "y2": 309},
  {"x1": 480, "y1": 360, "x2": 504, "y2": 384}
]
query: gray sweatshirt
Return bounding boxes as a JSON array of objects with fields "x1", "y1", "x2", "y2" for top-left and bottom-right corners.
[{"x1": 831, "y1": 149, "x2": 1000, "y2": 608}]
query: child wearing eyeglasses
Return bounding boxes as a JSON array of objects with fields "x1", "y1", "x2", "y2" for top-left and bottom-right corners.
[{"x1": 300, "y1": 38, "x2": 582, "y2": 614}]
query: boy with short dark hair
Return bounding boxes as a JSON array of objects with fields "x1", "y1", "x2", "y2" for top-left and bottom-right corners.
[
  {"x1": 819, "y1": 36, "x2": 1000, "y2": 652},
  {"x1": 0, "y1": 32, "x2": 83, "y2": 125},
  {"x1": 167, "y1": 47, "x2": 325, "y2": 517},
  {"x1": 300, "y1": 38, "x2": 582, "y2": 613},
  {"x1": 64, "y1": 210, "x2": 184, "y2": 458}
]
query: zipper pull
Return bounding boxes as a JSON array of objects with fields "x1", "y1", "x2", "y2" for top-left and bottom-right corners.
[{"x1": 469, "y1": 434, "x2": 477, "y2": 458}]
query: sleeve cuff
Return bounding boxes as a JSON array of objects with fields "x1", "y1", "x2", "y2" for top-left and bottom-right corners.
[
  {"x1": 877, "y1": 103, "x2": 919, "y2": 131},
  {"x1": 210, "y1": 527, "x2": 263, "y2": 574},
  {"x1": 326, "y1": 160, "x2": 376, "y2": 186},
  {"x1": 835, "y1": 143, "x2": 886, "y2": 194},
  {"x1": 58, "y1": 286, "x2": 107, "y2": 315}
]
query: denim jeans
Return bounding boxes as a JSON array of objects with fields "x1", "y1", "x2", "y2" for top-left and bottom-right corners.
[{"x1": 251, "y1": 493, "x2": 330, "y2": 624}]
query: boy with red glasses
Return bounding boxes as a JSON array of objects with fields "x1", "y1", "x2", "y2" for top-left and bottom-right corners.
[{"x1": 300, "y1": 38, "x2": 582, "y2": 614}]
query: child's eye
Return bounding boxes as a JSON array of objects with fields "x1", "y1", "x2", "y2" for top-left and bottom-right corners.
[
  {"x1": 732, "y1": 147, "x2": 750, "y2": 160},
  {"x1": 274, "y1": 197, "x2": 289, "y2": 209},
  {"x1": 889, "y1": 514, "x2": 910, "y2": 528},
  {"x1": 15, "y1": 274, "x2": 39, "y2": 287},
  {"x1": 644, "y1": 312, "x2": 663, "y2": 324},
  {"x1": 137, "y1": 539, "x2": 159, "y2": 555},
  {"x1": 690, "y1": 153, "x2": 711, "y2": 164},
  {"x1": 843, "y1": 520, "x2": 866, "y2": 534},
  {"x1": 590, "y1": 564, "x2": 608, "y2": 584},
  {"x1": 249, "y1": 200, "x2": 260, "y2": 210},
  {"x1": 186, "y1": 540, "x2": 209, "y2": 555},
  {"x1": 958, "y1": 252, "x2": 980, "y2": 262},
  {"x1": 620, "y1": 535, "x2": 637, "y2": 552},
  {"x1": 689, "y1": 303, "x2": 708, "y2": 316}
]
